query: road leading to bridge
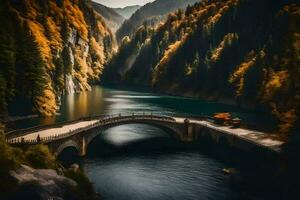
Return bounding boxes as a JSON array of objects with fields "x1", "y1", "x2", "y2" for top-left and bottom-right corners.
[{"x1": 175, "y1": 117, "x2": 284, "y2": 152}]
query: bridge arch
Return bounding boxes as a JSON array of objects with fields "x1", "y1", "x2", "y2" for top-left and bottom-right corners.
[
  {"x1": 55, "y1": 140, "x2": 81, "y2": 156},
  {"x1": 86, "y1": 121, "x2": 184, "y2": 147}
]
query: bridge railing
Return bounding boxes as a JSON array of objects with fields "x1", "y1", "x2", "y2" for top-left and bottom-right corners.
[
  {"x1": 6, "y1": 113, "x2": 176, "y2": 145},
  {"x1": 5, "y1": 112, "x2": 175, "y2": 138}
]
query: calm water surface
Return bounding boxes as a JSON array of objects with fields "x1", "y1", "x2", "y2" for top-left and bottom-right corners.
[{"x1": 10, "y1": 86, "x2": 275, "y2": 199}]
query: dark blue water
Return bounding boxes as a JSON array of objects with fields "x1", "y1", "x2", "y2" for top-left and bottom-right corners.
[
  {"x1": 9, "y1": 86, "x2": 277, "y2": 199},
  {"x1": 9, "y1": 86, "x2": 274, "y2": 130},
  {"x1": 82, "y1": 124, "x2": 232, "y2": 200}
]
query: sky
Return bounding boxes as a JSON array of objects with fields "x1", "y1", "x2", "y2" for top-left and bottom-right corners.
[{"x1": 92, "y1": 0, "x2": 155, "y2": 8}]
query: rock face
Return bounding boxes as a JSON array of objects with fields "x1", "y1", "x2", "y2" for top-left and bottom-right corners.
[
  {"x1": 9, "y1": 165, "x2": 78, "y2": 200},
  {"x1": 0, "y1": 0, "x2": 115, "y2": 116}
]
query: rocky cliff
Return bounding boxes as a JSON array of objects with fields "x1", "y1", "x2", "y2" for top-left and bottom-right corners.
[
  {"x1": 0, "y1": 0, "x2": 114, "y2": 116},
  {"x1": 8, "y1": 165, "x2": 78, "y2": 200}
]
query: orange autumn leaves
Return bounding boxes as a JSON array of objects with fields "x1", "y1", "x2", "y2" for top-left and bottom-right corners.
[{"x1": 9, "y1": 0, "x2": 113, "y2": 116}]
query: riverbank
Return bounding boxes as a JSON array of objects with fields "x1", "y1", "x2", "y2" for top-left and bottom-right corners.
[{"x1": 0, "y1": 124, "x2": 99, "y2": 200}]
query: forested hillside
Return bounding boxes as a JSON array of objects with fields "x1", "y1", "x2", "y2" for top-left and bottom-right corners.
[
  {"x1": 113, "y1": 5, "x2": 141, "y2": 19},
  {"x1": 0, "y1": 0, "x2": 114, "y2": 116},
  {"x1": 103, "y1": 0, "x2": 300, "y2": 134},
  {"x1": 92, "y1": 2, "x2": 125, "y2": 33},
  {"x1": 116, "y1": 0, "x2": 200, "y2": 43}
]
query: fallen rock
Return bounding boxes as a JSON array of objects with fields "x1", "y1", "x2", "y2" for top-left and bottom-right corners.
[{"x1": 9, "y1": 165, "x2": 78, "y2": 200}]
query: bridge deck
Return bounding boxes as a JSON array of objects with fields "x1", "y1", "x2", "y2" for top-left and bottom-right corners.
[
  {"x1": 7, "y1": 115, "x2": 285, "y2": 153},
  {"x1": 175, "y1": 117, "x2": 284, "y2": 152},
  {"x1": 7, "y1": 115, "x2": 175, "y2": 143},
  {"x1": 11, "y1": 120, "x2": 99, "y2": 142}
]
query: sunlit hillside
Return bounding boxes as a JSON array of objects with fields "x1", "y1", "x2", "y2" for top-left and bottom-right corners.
[{"x1": 0, "y1": 0, "x2": 114, "y2": 116}]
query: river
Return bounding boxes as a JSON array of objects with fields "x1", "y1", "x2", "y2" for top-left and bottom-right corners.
[{"x1": 8, "y1": 86, "x2": 277, "y2": 199}]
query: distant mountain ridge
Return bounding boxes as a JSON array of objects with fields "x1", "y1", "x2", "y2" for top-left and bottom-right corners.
[
  {"x1": 113, "y1": 5, "x2": 141, "y2": 19},
  {"x1": 92, "y1": 2, "x2": 125, "y2": 33},
  {"x1": 116, "y1": 0, "x2": 200, "y2": 42}
]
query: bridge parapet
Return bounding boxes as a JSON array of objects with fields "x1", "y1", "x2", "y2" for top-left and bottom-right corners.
[{"x1": 6, "y1": 114, "x2": 177, "y2": 145}]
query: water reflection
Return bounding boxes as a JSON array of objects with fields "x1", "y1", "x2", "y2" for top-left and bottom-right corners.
[
  {"x1": 84, "y1": 124, "x2": 230, "y2": 200},
  {"x1": 9, "y1": 86, "x2": 275, "y2": 130},
  {"x1": 39, "y1": 116, "x2": 56, "y2": 126},
  {"x1": 8, "y1": 86, "x2": 278, "y2": 199},
  {"x1": 61, "y1": 86, "x2": 105, "y2": 120},
  {"x1": 102, "y1": 124, "x2": 170, "y2": 146}
]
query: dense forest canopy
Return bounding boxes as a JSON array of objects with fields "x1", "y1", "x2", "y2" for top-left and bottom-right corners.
[
  {"x1": 103, "y1": 0, "x2": 300, "y2": 135},
  {"x1": 113, "y1": 5, "x2": 141, "y2": 19},
  {"x1": 0, "y1": 0, "x2": 114, "y2": 116},
  {"x1": 116, "y1": 0, "x2": 200, "y2": 43}
]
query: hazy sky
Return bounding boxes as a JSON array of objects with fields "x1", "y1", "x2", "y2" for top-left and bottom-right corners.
[{"x1": 92, "y1": 0, "x2": 155, "y2": 8}]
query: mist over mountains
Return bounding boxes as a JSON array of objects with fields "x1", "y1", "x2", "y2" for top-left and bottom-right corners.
[{"x1": 113, "y1": 5, "x2": 141, "y2": 19}]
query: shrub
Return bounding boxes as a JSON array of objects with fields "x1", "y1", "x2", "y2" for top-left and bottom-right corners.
[
  {"x1": 25, "y1": 144, "x2": 57, "y2": 169},
  {"x1": 0, "y1": 131, "x2": 24, "y2": 174}
]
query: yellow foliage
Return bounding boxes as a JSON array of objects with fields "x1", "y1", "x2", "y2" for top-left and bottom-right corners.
[
  {"x1": 152, "y1": 40, "x2": 183, "y2": 85},
  {"x1": 35, "y1": 86, "x2": 58, "y2": 117},
  {"x1": 5, "y1": 0, "x2": 113, "y2": 117},
  {"x1": 90, "y1": 37, "x2": 105, "y2": 77},
  {"x1": 75, "y1": 51, "x2": 88, "y2": 75},
  {"x1": 263, "y1": 70, "x2": 289, "y2": 101},
  {"x1": 277, "y1": 109, "x2": 297, "y2": 134},
  {"x1": 96, "y1": 17, "x2": 111, "y2": 37},
  {"x1": 185, "y1": 64, "x2": 193, "y2": 76},
  {"x1": 46, "y1": 17, "x2": 63, "y2": 50},
  {"x1": 63, "y1": 0, "x2": 89, "y2": 41},
  {"x1": 271, "y1": 104, "x2": 297, "y2": 135},
  {"x1": 229, "y1": 51, "x2": 257, "y2": 97},
  {"x1": 90, "y1": 37, "x2": 105, "y2": 63},
  {"x1": 24, "y1": 0, "x2": 38, "y2": 20},
  {"x1": 49, "y1": 1, "x2": 64, "y2": 21},
  {"x1": 204, "y1": 0, "x2": 238, "y2": 32},
  {"x1": 27, "y1": 21, "x2": 53, "y2": 70},
  {"x1": 211, "y1": 33, "x2": 238, "y2": 62}
]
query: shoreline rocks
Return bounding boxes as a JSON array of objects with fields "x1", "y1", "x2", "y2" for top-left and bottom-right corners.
[{"x1": 9, "y1": 165, "x2": 78, "y2": 200}]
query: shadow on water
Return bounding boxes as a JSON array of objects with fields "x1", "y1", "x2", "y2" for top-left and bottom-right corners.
[
  {"x1": 57, "y1": 146, "x2": 81, "y2": 166},
  {"x1": 58, "y1": 131, "x2": 285, "y2": 200},
  {"x1": 87, "y1": 135, "x2": 184, "y2": 158}
]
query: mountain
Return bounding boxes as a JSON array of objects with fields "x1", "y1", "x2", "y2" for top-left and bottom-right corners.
[
  {"x1": 116, "y1": 0, "x2": 200, "y2": 42},
  {"x1": 113, "y1": 5, "x2": 141, "y2": 19},
  {"x1": 92, "y1": 2, "x2": 125, "y2": 33},
  {"x1": 103, "y1": 0, "x2": 300, "y2": 134},
  {"x1": 0, "y1": 0, "x2": 114, "y2": 116}
]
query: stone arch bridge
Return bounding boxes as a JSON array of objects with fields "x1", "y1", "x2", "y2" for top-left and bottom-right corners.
[
  {"x1": 6, "y1": 114, "x2": 196, "y2": 156},
  {"x1": 6, "y1": 113, "x2": 284, "y2": 157}
]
